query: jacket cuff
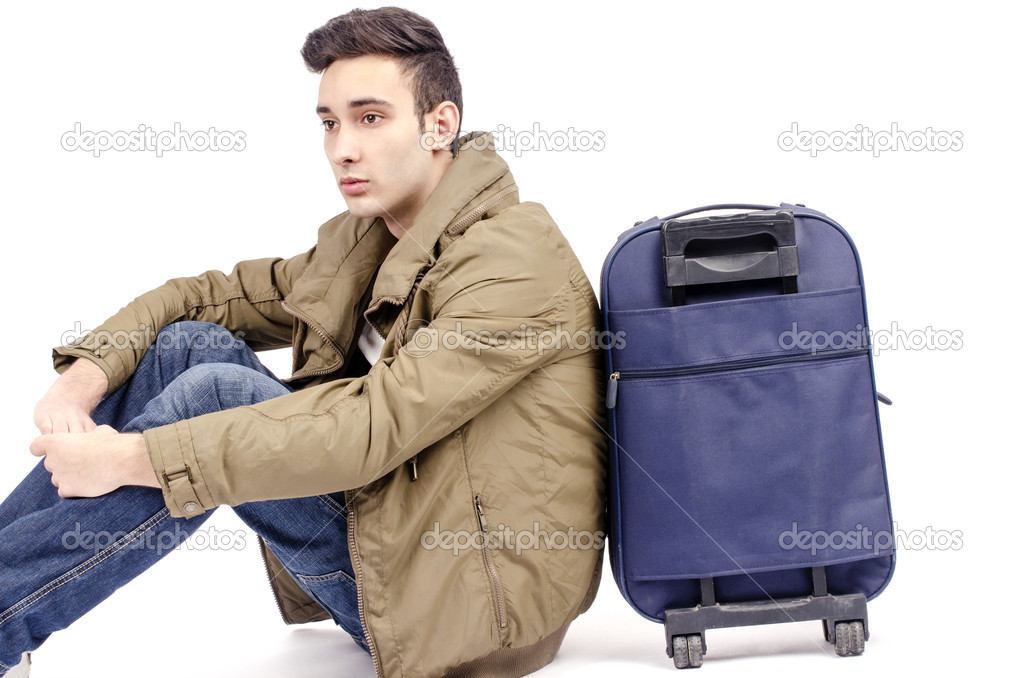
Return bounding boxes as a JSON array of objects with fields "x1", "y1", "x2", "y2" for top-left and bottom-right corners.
[
  {"x1": 143, "y1": 420, "x2": 217, "y2": 519},
  {"x1": 52, "y1": 344, "x2": 128, "y2": 397}
]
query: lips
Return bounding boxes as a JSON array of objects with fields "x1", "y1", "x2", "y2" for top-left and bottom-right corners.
[{"x1": 339, "y1": 177, "x2": 368, "y2": 196}]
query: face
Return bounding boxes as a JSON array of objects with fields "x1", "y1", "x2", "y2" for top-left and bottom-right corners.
[{"x1": 317, "y1": 55, "x2": 452, "y2": 238}]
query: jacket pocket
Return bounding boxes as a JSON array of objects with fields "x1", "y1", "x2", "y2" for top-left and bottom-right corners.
[{"x1": 474, "y1": 494, "x2": 508, "y2": 629}]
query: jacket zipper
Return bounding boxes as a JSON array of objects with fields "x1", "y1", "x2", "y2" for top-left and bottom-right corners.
[
  {"x1": 364, "y1": 270, "x2": 428, "y2": 483},
  {"x1": 362, "y1": 307, "x2": 420, "y2": 482},
  {"x1": 606, "y1": 348, "x2": 868, "y2": 408},
  {"x1": 335, "y1": 271, "x2": 429, "y2": 678},
  {"x1": 346, "y1": 489, "x2": 384, "y2": 678},
  {"x1": 280, "y1": 299, "x2": 346, "y2": 378},
  {"x1": 474, "y1": 495, "x2": 508, "y2": 629},
  {"x1": 445, "y1": 184, "x2": 518, "y2": 236},
  {"x1": 364, "y1": 306, "x2": 397, "y2": 341},
  {"x1": 257, "y1": 535, "x2": 291, "y2": 624}
]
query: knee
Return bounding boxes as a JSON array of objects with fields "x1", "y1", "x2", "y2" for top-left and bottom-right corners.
[
  {"x1": 174, "y1": 362, "x2": 251, "y2": 396},
  {"x1": 170, "y1": 363, "x2": 286, "y2": 414},
  {"x1": 154, "y1": 321, "x2": 242, "y2": 355}
]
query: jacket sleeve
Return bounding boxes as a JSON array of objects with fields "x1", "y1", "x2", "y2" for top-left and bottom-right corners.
[
  {"x1": 52, "y1": 247, "x2": 315, "y2": 397},
  {"x1": 141, "y1": 209, "x2": 587, "y2": 517}
]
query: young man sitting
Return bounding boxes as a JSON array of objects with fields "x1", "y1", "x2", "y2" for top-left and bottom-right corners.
[{"x1": 0, "y1": 7, "x2": 607, "y2": 678}]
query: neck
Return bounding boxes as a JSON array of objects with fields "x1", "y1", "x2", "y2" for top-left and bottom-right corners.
[{"x1": 385, "y1": 152, "x2": 456, "y2": 240}]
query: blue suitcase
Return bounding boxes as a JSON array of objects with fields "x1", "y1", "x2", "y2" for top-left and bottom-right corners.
[{"x1": 600, "y1": 203, "x2": 895, "y2": 668}]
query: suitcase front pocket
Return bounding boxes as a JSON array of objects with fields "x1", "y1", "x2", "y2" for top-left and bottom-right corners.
[{"x1": 613, "y1": 350, "x2": 892, "y2": 582}]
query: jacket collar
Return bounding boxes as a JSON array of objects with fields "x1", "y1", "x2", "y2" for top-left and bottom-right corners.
[{"x1": 366, "y1": 131, "x2": 518, "y2": 309}]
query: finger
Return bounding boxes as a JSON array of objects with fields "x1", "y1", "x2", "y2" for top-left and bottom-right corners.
[
  {"x1": 37, "y1": 415, "x2": 54, "y2": 436},
  {"x1": 29, "y1": 435, "x2": 48, "y2": 457},
  {"x1": 46, "y1": 416, "x2": 68, "y2": 435},
  {"x1": 69, "y1": 416, "x2": 91, "y2": 434},
  {"x1": 96, "y1": 424, "x2": 117, "y2": 434},
  {"x1": 67, "y1": 413, "x2": 99, "y2": 434},
  {"x1": 34, "y1": 413, "x2": 48, "y2": 435},
  {"x1": 72, "y1": 413, "x2": 99, "y2": 436}
]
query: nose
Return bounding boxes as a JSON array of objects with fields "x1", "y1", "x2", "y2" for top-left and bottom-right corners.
[{"x1": 326, "y1": 125, "x2": 359, "y2": 166}]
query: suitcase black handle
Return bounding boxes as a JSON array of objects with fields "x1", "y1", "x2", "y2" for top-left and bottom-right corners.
[
  {"x1": 662, "y1": 203, "x2": 779, "y2": 221},
  {"x1": 662, "y1": 210, "x2": 799, "y2": 305}
]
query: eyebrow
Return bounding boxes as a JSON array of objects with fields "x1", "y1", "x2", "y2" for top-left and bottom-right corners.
[{"x1": 316, "y1": 98, "x2": 396, "y2": 114}]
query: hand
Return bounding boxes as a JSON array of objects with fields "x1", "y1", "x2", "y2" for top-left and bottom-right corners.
[
  {"x1": 34, "y1": 358, "x2": 109, "y2": 434},
  {"x1": 30, "y1": 425, "x2": 160, "y2": 498}
]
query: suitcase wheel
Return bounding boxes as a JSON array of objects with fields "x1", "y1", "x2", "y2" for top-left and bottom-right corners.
[
  {"x1": 832, "y1": 620, "x2": 866, "y2": 657},
  {"x1": 671, "y1": 634, "x2": 704, "y2": 669}
]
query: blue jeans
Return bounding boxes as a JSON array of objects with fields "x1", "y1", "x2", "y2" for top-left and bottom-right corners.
[{"x1": 0, "y1": 322, "x2": 368, "y2": 672}]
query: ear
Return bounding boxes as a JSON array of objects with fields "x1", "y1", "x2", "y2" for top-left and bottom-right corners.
[{"x1": 427, "y1": 101, "x2": 461, "y2": 153}]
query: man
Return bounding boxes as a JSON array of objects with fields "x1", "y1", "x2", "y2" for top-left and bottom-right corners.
[{"x1": 0, "y1": 7, "x2": 607, "y2": 678}]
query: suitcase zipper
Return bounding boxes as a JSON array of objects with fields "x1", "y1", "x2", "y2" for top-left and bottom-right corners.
[{"x1": 606, "y1": 347, "x2": 869, "y2": 408}]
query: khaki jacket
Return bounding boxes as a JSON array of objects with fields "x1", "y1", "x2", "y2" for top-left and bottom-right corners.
[{"x1": 53, "y1": 133, "x2": 607, "y2": 678}]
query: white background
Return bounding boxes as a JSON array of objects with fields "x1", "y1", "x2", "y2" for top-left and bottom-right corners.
[{"x1": 0, "y1": 1, "x2": 1018, "y2": 676}]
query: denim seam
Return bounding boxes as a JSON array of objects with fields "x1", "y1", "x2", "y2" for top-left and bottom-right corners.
[
  {"x1": 318, "y1": 494, "x2": 349, "y2": 518},
  {"x1": 0, "y1": 508, "x2": 171, "y2": 627},
  {"x1": 295, "y1": 569, "x2": 358, "y2": 589}
]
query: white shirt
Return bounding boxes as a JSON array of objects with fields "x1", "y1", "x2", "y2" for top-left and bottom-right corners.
[{"x1": 357, "y1": 319, "x2": 385, "y2": 366}]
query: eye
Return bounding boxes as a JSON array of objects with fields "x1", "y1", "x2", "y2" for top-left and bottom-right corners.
[
  {"x1": 362, "y1": 113, "x2": 381, "y2": 125},
  {"x1": 320, "y1": 119, "x2": 337, "y2": 131}
]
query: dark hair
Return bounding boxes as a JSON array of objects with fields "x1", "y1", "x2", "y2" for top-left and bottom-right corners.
[{"x1": 301, "y1": 7, "x2": 462, "y2": 138}]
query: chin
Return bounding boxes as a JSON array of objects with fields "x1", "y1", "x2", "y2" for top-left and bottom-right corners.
[{"x1": 340, "y1": 197, "x2": 382, "y2": 220}]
